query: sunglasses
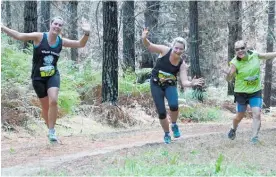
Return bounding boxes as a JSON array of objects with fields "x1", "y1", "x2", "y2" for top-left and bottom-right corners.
[{"x1": 235, "y1": 46, "x2": 245, "y2": 51}]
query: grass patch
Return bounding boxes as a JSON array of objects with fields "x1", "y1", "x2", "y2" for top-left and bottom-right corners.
[
  {"x1": 179, "y1": 105, "x2": 221, "y2": 122},
  {"x1": 103, "y1": 147, "x2": 262, "y2": 176}
]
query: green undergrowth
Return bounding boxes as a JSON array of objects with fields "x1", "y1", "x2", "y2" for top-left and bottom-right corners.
[
  {"x1": 1, "y1": 33, "x2": 225, "y2": 122},
  {"x1": 179, "y1": 105, "x2": 221, "y2": 122},
  {"x1": 104, "y1": 148, "x2": 266, "y2": 176},
  {"x1": 1, "y1": 34, "x2": 151, "y2": 116},
  {"x1": 119, "y1": 70, "x2": 150, "y2": 96}
]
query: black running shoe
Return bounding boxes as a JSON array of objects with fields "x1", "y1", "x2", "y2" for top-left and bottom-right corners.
[{"x1": 228, "y1": 128, "x2": 236, "y2": 140}]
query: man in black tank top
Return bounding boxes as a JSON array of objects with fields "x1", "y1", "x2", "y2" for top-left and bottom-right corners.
[
  {"x1": 1, "y1": 16, "x2": 91, "y2": 143},
  {"x1": 142, "y1": 27, "x2": 204, "y2": 144}
]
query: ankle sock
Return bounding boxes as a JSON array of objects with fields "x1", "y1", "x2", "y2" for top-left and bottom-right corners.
[
  {"x1": 231, "y1": 125, "x2": 237, "y2": 131},
  {"x1": 172, "y1": 122, "x2": 177, "y2": 126},
  {"x1": 165, "y1": 132, "x2": 170, "y2": 136},
  {"x1": 49, "y1": 128, "x2": 55, "y2": 134}
]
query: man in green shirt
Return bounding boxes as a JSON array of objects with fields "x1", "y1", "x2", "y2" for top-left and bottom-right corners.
[{"x1": 225, "y1": 40, "x2": 276, "y2": 144}]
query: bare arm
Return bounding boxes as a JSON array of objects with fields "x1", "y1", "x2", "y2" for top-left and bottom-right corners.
[
  {"x1": 1, "y1": 24, "x2": 41, "y2": 43},
  {"x1": 141, "y1": 28, "x2": 169, "y2": 55},
  {"x1": 179, "y1": 62, "x2": 204, "y2": 87},
  {"x1": 62, "y1": 20, "x2": 90, "y2": 48},
  {"x1": 62, "y1": 34, "x2": 89, "y2": 48},
  {"x1": 225, "y1": 64, "x2": 236, "y2": 82},
  {"x1": 258, "y1": 52, "x2": 276, "y2": 60}
]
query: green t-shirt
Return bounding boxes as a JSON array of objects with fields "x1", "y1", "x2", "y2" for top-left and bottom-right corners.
[{"x1": 230, "y1": 51, "x2": 262, "y2": 93}]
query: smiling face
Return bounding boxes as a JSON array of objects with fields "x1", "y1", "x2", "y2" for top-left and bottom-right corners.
[
  {"x1": 49, "y1": 17, "x2": 64, "y2": 35},
  {"x1": 172, "y1": 42, "x2": 185, "y2": 56},
  {"x1": 171, "y1": 37, "x2": 186, "y2": 57},
  {"x1": 234, "y1": 40, "x2": 247, "y2": 59}
]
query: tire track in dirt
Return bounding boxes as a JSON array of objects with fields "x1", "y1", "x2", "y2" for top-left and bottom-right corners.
[{"x1": 2, "y1": 120, "x2": 276, "y2": 176}]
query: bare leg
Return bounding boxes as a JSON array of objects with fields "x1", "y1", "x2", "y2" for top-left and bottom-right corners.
[
  {"x1": 39, "y1": 97, "x2": 49, "y2": 128},
  {"x1": 159, "y1": 118, "x2": 170, "y2": 132},
  {"x1": 47, "y1": 87, "x2": 59, "y2": 129},
  {"x1": 251, "y1": 107, "x2": 261, "y2": 138},
  {"x1": 170, "y1": 110, "x2": 179, "y2": 123},
  {"x1": 232, "y1": 112, "x2": 245, "y2": 130}
]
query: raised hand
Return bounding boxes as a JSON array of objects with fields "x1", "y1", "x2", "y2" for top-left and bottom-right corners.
[
  {"x1": 142, "y1": 27, "x2": 149, "y2": 39},
  {"x1": 79, "y1": 18, "x2": 91, "y2": 34}
]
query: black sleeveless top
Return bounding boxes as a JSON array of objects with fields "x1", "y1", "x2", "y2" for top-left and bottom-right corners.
[
  {"x1": 31, "y1": 33, "x2": 62, "y2": 80},
  {"x1": 151, "y1": 49, "x2": 183, "y2": 79}
]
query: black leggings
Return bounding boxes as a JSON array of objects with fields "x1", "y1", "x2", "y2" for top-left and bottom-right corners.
[{"x1": 150, "y1": 79, "x2": 179, "y2": 119}]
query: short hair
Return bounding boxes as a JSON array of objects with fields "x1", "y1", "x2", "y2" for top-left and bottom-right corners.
[
  {"x1": 171, "y1": 37, "x2": 187, "y2": 51},
  {"x1": 50, "y1": 16, "x2": 64, "y2": 24},
  {"x1": 234, "y1": 40, "x2": 247, "y2": 47}
]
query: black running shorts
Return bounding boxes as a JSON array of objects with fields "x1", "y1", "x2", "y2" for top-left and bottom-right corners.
[{"x1": 32, "y1": 73, "x2": 60, "y2": 98}]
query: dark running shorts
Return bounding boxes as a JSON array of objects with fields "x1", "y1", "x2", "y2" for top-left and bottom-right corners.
[
  {"x1": 32, "y1": 73, "x2": 60, "y2": 98},
  {"x1": 234, "y1": 90, "x2": 262, "y2": 112},
  {"x1": 234, "y1": 90, "x2": 262, "y2": 105}
]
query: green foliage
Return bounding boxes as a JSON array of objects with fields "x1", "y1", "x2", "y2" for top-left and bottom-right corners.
[
  {"x1": 215, "y1": 153, "x2": 224, "y2": 173},
  {"x1": 9, "y1": 148, "x2": 15, "y2": 154},
  {"x1": 59, "y1": 59, "x2": 102, "y2": 93},
  {"x1": 1, "y1": 35, "x2": 31, "y2": 86},
  {"x1": 58, "y1": 91, "x2": 80, "y2": 114},
  {"x1": 57, "y1": 59, "x2": 103, "y2": 114},
  {"x1": 1, "y1": 34, "x2": 95, "y2": 115},
  {"x1": 119, "y1": 70, "x2": 150, "y2": 96},
  {"x1": 37, "y1": 169, "x2": 69, "y2": 176},
  {"x1": 179, "y1": 88, "x2": 207, "y2": 102},
  {"x1": 105, "y1": 148, "x2": 261, "y2": 176},
  {"x1": 190, "y1": 150, "x2": 199, "y2": 155},
  {"x1": 179, "y1": 105, "x2": 221, "y2": 122},
  {"x1": 1, "y1": 33, "x2": 151, "y2": 116}
]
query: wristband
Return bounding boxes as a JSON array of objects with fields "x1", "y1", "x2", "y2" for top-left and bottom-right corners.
[{"x1": 84, "y1": 32, "x2": 90, "y2": 36}]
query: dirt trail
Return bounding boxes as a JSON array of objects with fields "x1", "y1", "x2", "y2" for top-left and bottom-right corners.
[{"x1": 1, "y1": 119, "x2": 276, "y2": 176}]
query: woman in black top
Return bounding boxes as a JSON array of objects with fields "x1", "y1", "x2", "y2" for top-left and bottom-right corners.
[
  {"x1": 1, "y1": 16, "x2": 90, "y2": 142},
  {"x1": 142, "y1": 28, "x2": 204, "y2": 144}
]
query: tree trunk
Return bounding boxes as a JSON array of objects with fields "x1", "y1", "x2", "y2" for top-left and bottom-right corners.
[
  {"x1": 122, "y1": 1, "x2": 135, "y2": 72},
  {"x1": 5, "y1": 1, "x2": 12, "y2": 44},
  {"x1": 24, "y1": 1, "x2": 37, "y2": 49},
  {"x1": 102, "y1": 1, "x2": 118, "y2": 104},
  {"x1": 5, "y1": 1, "x2": 11, "y2": 28},
  {"x1": 247, "y1": 1, "x2": 257, "y2": 49},
  {"x1": 263, "y1": 0, "x2": 275, "y2": 110},
  {"x1": 189, "y1": 1, "x2": 203, "y2": 102},
  {"x1": 68, "y1": 1, "x2": 78, "y2": 62},
  {"x1": 140, "y1": 1, "x2": 160, "y2": 68},
  {"x1": 227, "y1": 1, "x2": 242, "y2": 95},
  {"x1": 189, "y1": 1, "x2": 201, "y2": 78},
  {"x1": 40, "y1": 1, "x2": 50, "y2": 32}
]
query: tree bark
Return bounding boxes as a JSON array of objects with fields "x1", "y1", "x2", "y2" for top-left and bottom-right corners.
[
  {"x1": 263, "y1": 0, "x2": 275, "y2": 110},
  {"x1": 68, "y1": 1, "x2": 78, "y2": 62},
  {"x1": 189, "y1": 1, "x2": 201, "y2": 78},
  {"x1": 189, "y1": 1, "x2": 203, "y2": 102},
  {"x1": 227, "y1": 1, "x2": 242, "y2": 95},
  {"x1": 5, "y1": 1, "x2": 11, "y2": 28},
  {"x1": 40, "y1": 1, "x2": 50, "y2": 32},
  {"x1": 102, "y1": 1, "x2": 119, "y2": 104},
  {"x1": 24, "y1": 1, "x2": 37, "y2": 49},
  {"x1": 140, "y1": 1, "x2": 160, "y2": 68},
  {"x1": 122, "y1": 1, "x2": 135, "y2": 72}
]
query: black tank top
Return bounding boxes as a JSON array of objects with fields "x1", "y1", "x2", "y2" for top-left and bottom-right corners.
[
  {"x1": 31, "y1": 33, "x2": 62, "y2": 80},
  {"x1": 151, "y1": 48, "x2": 183, "y2": 79}
]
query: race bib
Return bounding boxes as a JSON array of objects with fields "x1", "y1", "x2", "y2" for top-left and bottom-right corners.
[
  {"x1": 40, "y1": 66, "x2": 55, "y2": 77},
  {"x1": 158, "y1": 70, "x2": 176, "y2": 81},
  {"x1": 244, "y1": 75, "x2": 258, "y2": 86}
]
